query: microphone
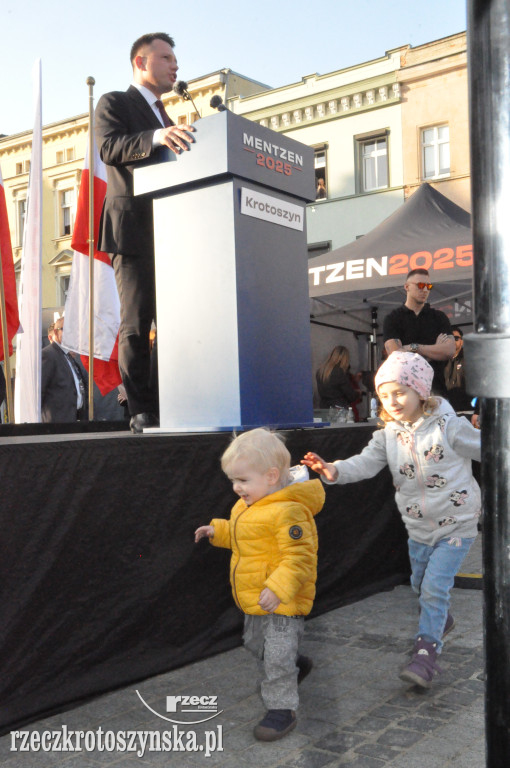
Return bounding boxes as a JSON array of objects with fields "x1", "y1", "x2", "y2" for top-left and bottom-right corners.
[
  {"x1": 173, "y1": 80, "x2": 201, "y2": 118},
  {"x1": 210, "y1": 95, "x2": 227, "y2": 112}
]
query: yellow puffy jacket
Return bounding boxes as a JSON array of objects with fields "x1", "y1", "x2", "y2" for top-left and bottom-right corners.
[{"x1": 210, "y1": 479, "x2": 325, "y2": 616}]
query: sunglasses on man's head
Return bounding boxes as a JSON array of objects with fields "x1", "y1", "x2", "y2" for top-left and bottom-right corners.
[{"x1": 410, "y1": 282, "x2": 433, "y2": 290}]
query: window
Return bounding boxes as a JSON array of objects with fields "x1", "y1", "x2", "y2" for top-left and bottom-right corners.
[
  {"x1": 57, "y1": 274, "x2": 71, "y2": 304},
  {"x1": 421, "y1": 124, "x2": 450, "y2": 179},
  {"x1": 51, "y1": 250, "x2": 73, "y2": 303},
  {"x1": 17, "y1": 198, "x2": 27, "y2": 246},
  {"x1": 359, "y1": 136, "x2": 388, "y2": 191},
  {"x1": 15, "y1": 160, "x2": 30, "y2": 175},
  {"x1": 56, "y1": 147, "x2": 75, "y2": 164},
  {"x1": 314, "y1": 146, "x2": 328, "y2": 200},
  {"x1": 60, "y1": 189, "x2": 74, "y2": 236}
]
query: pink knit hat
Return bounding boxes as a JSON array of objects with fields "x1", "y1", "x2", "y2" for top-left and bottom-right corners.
[{"x1": 374, "y1": 351, "x2": 433, "y2": 399}]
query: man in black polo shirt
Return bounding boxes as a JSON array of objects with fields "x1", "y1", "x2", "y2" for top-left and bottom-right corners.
[{"x1": 383, "y1": 268, "x2": 455, "y2": 396}]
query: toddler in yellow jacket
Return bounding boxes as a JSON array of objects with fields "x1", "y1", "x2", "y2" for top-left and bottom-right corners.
[{"x1": 195, "y1": 428, "x2": 325, "y2": 742}]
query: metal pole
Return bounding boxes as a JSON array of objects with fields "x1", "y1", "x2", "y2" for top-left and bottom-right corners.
[
  {"x1": 465, "y1": 2, "x2": 510, "y2": 765},
  {"x1": 370, "y1": 307, "x2": 378, "y2": 373},
  {"x1": 0, "y1": 241, "x2": 14, "y2": 422},
  {"x1": 87, "y1": 76, "x2": 95, "y2": 421}
]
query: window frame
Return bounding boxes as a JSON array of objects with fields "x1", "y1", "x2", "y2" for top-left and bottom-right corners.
[
  {"x1": 59, "y1": 188, "x2": 75, "y2": 237},
  {"x1": 17, "y1": 197, "x2": 27, "y2": 247},
  {"x1": 355, "y1": 129, "x2": 390, "y2": 194},
  {"x1": 313, "y1": 143, "x2": 329, "y2": 201},
  {"x1": 421, "y1": 123, "x2": 450, "y2": 180}
]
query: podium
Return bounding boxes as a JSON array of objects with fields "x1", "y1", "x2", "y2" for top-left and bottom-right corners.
[{"x1": 134, "y1": 110, "x2": 315, "y2": 431}]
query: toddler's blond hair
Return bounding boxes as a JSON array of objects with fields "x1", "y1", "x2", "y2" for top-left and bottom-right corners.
[{"x1": 221, "y1": 428, "x2": 291, "y2": 478}]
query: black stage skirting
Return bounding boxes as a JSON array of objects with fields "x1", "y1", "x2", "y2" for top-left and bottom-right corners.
[{"x1": 0, "y1": 426, "x2": 409, "y2": 735}]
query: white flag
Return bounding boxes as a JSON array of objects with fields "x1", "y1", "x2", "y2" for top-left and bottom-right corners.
[{"x1": 15, "y1": 59, "x2": 43, "y2": 423}]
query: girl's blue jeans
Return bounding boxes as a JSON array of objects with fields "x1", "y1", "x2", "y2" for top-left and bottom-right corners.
[{"x1": 408, "y1": 535, "x2": 475, "y2": 652}]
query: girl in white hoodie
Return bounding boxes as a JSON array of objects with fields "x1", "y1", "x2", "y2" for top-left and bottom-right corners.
[{"x1": 302, "y1": 350, "x2": 481, "y2": 689}]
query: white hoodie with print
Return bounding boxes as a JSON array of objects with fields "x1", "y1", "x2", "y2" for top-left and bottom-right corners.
[{"x1": 324, "y1": 398, "x2": 481, "y2": 546}]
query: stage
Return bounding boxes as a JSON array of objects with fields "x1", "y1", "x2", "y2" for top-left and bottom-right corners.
[{"x1": 0, "y1": 424, "x2": 409, "y2": 735}]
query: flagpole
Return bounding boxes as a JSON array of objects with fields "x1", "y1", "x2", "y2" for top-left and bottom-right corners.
[
  {"x1": 0, "y1": 242, "x2": 14, "y2": 422},
  {"x1": 87, "y1": 76, "x2": 95, "y2": 420}
]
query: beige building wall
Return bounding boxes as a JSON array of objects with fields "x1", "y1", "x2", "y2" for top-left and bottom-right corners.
[{"x1": 398, "y1": 33, "x2": 471, "y2": 211}]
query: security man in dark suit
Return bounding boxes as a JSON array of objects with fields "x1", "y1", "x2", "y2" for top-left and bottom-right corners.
[
  {"x1": 94, "y1": 32, "x2": 195, "y2": 433},
  {"x1": 41, "y1": 319, "x2": 87, "y2": 423}
]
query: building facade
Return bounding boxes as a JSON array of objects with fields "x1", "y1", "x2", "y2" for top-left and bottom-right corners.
[
  {"x1": 0, "y1": 115, "x2": 88, "y2": 321},
  {"x1": 229, "y1": 46, "x2": 407, "y2": 260},
  {"x1": 398, "y1": 32, "x2": 470, "y2": 210}
]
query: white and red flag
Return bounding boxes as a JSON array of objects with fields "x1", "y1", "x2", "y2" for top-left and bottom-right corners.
[
  {"x1": 15, "y1": 59, "x2": 43, "y2": 423},
  {"x1": 64, "y1": 138, "x2": 122, "y2": 395},
  {"x1": 0, "y1": 164, "x2": 20, "y2": 360}
]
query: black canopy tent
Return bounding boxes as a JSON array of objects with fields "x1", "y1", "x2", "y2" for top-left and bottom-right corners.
[{"x1": 308, "y1": 184, "x2": 474, "y2": 348}]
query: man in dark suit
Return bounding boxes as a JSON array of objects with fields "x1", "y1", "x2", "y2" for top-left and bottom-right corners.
[
  {"x1": 95, "y1": 32, "x2": 195, "y2": 433},
  {"x1": 41, "y1": 319, "x2": 87, "y2": 423}
]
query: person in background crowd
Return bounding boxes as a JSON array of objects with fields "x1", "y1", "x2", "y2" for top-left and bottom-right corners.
[
  {"x1": 316, "y1": 345, "x2": 361, "y2": 413},
  {"x1": 383, "y1": 268, "x2": 455, "y2": 396},
  {"x1": 41, "y1": 319, "x2": 87, "y2": 423},
  {"x1": 444, "y1": 326, "x2": 472, "y2": 415},
  {"x1": 303, "y1": 351, "x2": 481, "y2": 690}
]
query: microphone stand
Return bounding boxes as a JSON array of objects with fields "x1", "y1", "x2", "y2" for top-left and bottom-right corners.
[{"x1": 174, "y1": 82, "x2": 201, "y2": 118}]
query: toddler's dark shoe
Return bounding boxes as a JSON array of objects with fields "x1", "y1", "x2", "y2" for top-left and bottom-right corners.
[
  {"x1": 399, "y1": 637, "x2": 442, "y2": 689},
  {"x1": 297, "y1": 654, "x2": 313, "y2": 684},
  {"x1": 253, "y1": 709, "x2": 296, "y2": 741}
]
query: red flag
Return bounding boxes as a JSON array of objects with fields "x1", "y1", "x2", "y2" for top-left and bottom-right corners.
[
  {"x1": 64, "y1": 139, "x2": 122, "y2": 395},
  {"x1": 0, "y1": 164, "x2": 20, "y2": 360}
]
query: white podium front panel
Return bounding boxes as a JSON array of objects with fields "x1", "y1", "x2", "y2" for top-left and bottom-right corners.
[{"x1": 153, "y1": 182, "x2": 241, "y2": 430}]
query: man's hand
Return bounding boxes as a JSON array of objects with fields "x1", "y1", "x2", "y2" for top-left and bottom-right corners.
[
  {"x1": 160, "y1": 124, "x2": 195, "y2": 154},
  {"x1": 258, "y1": 587, "x2": 281, "y2": 613},
  {"x1": 401, "y1": 333, "x2": 455, "y2": 361},
  {"x1": 301, "y1": 452, "x2": 339, "y2": 482}
]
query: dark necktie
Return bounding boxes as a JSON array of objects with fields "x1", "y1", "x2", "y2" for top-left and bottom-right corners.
[
  {"x1": 155, "y1": 99, "x2": 172, "y2": 127},
  {"x1": 66, "y1": 353, "x2": 86, "y2": 403}
]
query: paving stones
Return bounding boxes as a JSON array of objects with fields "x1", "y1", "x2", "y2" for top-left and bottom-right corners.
[{"x1": 0, "y1": 586, "x2": 484, "y2": 767}]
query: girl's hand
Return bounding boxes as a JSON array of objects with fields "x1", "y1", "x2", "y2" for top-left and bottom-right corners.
[
  {"x1": 194, "y1": 525, "x2": 215, "y2": 543},
  {"x1": 301, "y1": 452, "x2": 339, "y2": 482},
  {"x1": 258, "y1": 587, "x2": 281, "y2": 613}
]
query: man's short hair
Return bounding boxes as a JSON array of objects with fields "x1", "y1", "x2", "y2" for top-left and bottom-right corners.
[
  {"x1": 221, "y1": 428, "x2": 291, "y2": 477},
  {"x1": 406, "y1": 268, "x2": 430, "y2": 281},
  {"x1": 130, "y1": 33, "x2": 175, "y2": 65},
  {"x1": 48, "y1": 322, "x2": 55, "y2": 335}
]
